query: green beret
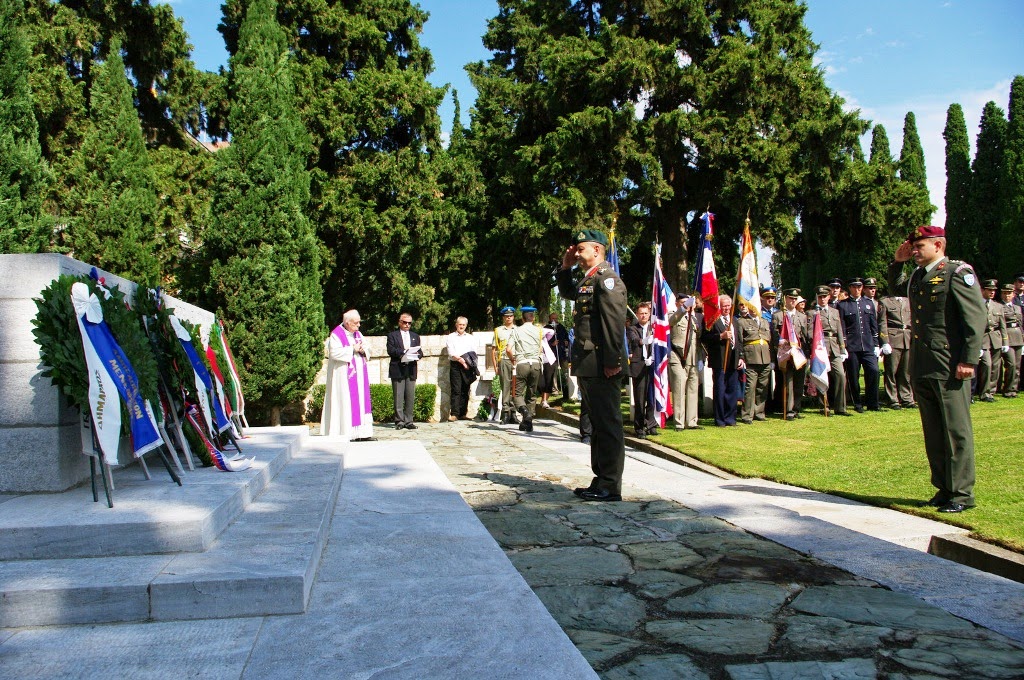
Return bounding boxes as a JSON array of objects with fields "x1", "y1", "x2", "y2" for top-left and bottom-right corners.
[{"x1": 574, "y1": 228, "x2": 609, "y2": 247}]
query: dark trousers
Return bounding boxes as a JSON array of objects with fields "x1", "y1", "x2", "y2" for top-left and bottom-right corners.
[
  {"x1": 392, "y1": 377, "x2": 415, "y2": 426},
  {"x1": 913, "y1": 375, "x2": 976, "y2": 506},
  {"x1": 449, "y1": 362, "x2": 474, "y2": 418},
  {"x1": 631, "y1": 367, "x2": 659, "y2": 433},
  {"x1": 846, "y1": 350, "x2": 879, "y2": 409},
  {"x1": 579, "y1": 375, "x2": 625, "y2": 494},
  {"x1": 711, "y1": 367, "x2": 740, "y2": 425},
  {"x1": 579, "y1": 389, "x2": 592, "y2": 438}
]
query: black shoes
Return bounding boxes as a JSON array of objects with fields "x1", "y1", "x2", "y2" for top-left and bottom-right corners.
[
  {"x1": 854, "y1": 405, "x2": 865, "y2": 413},
  {"x1": 352, "y1": 437, "x2": 377, "y2": 442},
  {"x1": 578, "y1": 488, "x2": 622, "y2": 502},
  {"x1": 979, "y1": 395, "x2": 995, "y2": 403},
  {"x1": 518, "y1": 408, "x2": 533, "y2": 432},
  {"x1": 937, "y1": 502, "x2": 971, "y2": 513},
  {"x1": 406, "y1": 423, "x2": 417, "y2": 430},
  {"x1": 889, "y1": 404, "x2": 902, "y2": 410},
  {"x1": 580, "y1": 435, "x2": 591, "y2": 444}
]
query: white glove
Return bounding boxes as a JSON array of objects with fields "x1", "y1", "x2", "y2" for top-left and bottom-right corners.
[
  {"x1": 882, "y1": 343, "x2": 892, "y2": 356},
  {"x1": 644, "y1": 334, "x2": 654, "y2": 346},
  {"x1": 980, "y1": 349, "x2": 985, "y2": 359},
  {"x1": 840, "y1": 352, "x2": 848, "y2": 362},
  {"x1": 682, "y1": 296, "x2": 695, "y2": 310},
  {"x1": 873, "y1": 346, "x2": 882, "y2": 358},
  {"x1": 1002, "y1": 345, "x2": 1011, "y2": 354},
  {"x1": 644, "y1": 356, "x2": 654, "y2": 366},
  {"x1": 769, "y1": 362, "x2": 776, "y2": 370}
]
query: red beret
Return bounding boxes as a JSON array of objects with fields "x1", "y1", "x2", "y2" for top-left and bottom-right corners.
[{"x1": 908, "y1": 225, "x2": 945, "y2": 241}]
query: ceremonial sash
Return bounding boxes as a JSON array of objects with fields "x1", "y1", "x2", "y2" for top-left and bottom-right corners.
[
  {"x1": 215, "y1": 319, "x2": 245, "y2": 417},
  {"x1": 71, "y1": 283, "x2": 163, "y2": 465},
  {"x1": 332, "y1": 325, "x2": 372, "y2": 426},
  {"x1": 171, "y1": 315, "x2": 232, "y2": 435}
]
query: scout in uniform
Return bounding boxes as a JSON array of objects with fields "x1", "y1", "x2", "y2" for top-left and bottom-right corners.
[
  {"x1": 838, "y1": 277, "x2": 881, "y2": 412},
  {"x1": 890, "y1": 225, "x2": 986, "y2": 513},
  {"x1": 772, "y1": 288, "x2": 810, "y2": 420},
  {"x1": 811, "y1": 286, "x2": 850, "y2": 415},
  {"x1": 738, "y1": 300, "x2": 772, "y2": 423},
  {"x1": 878, "y1": 285, "x2": 915, "y2": 409},
  {"x1": 998, "y1": 284, "x2": 1023, "y2": 397},
  {"x1": 556, "y1": 228, "x2": 628, "y2": 502},
  {"x1": 975, "y1": 279, "x2": 1007, "y2": 403},
  {"x1": 492, "y1": 306, "x2": 519, "y2": 423}
]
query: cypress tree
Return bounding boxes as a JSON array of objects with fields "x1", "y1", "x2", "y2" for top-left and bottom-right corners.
[
  {"x1": 943, "y1": 104, "x2": 973, "y2": 263},
  {"x1": 0, "y1": 0, "x2": 49, "y2": 252},
  {"x1": 899, "y1": 111, "x2": 929, "y2": 193},
  {"x1": 869, "y1": 124, "x2": 893, "y2": 166},
  {"x1": 64, "y1": 40, "x2": 159, "y2": 283},
  {"x1": 970, "y1": 102, "x2": 1006, "y2": 278},
  {"x1": 1001, "y1": 76, "x2": 1024, "y2": 280},
  {"x1": 206, "y1": 0, "x2": 323, "y2": 425}
]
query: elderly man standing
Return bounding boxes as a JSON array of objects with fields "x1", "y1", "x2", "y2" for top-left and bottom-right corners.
[
  {"x1": 557, "y1": 228, "x2": 628, "y2": 502},
  {"x1": 890, "y1": 225, "x2": 986, "y2": 513},
  {"x1": 385, "y1": 312, "x2": 421, "y2": 430},
  {"x1": 321, "y1": 309, "x2": 374, "y2": 441},
  {"x1": 668, "y1": 294, "x2": 703, "y2": 430},
  {"x1": 446, "y1": 316, "x2": 479, "y2": 421},
  {"x1": 703, "y1": 295, "x2": 743, "y2": 427}
]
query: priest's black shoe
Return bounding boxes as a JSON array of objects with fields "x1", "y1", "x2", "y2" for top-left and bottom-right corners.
[
  {"x1": 937, "y1": 502, "x2": 970, "y2": 513},
  {"x1": 405, "y1": 423, "x2": 417, "y2": 430},
  {"x1": 579, "y1": 488, "x2": 622, "y2": 502}
]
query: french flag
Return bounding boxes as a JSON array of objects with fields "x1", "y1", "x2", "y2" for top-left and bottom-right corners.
[{"x1": 694, "y1": 212, "x2": 720, "y2": 330}]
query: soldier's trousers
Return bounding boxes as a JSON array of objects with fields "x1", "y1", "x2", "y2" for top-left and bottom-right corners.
[
  {"x1": 668, "y1": 353, "x2": 699, "y2": 428},
  {"x1": 999, "y1": 346, "x2": 1021, "y2": 396},
  {"x1": 975, "y1": 348, "x2": 996, "y2": 398},
  {"x1": 578, "y1": 375, "x2": 625, "y2": 494},
  {"x1": 514, "y1": 361, "x2": 541, "y2": 418},
  {"x1": 742, "y1": 363, "x2": 772, "y2": 422},
  {"x1": 499, "y1": 358, "x2": 515, "y2": 414},
  {"x1": 846, "y1": 350, "x2": 879, "y2": 409},
  {"x1": 825, "y1": 354, "x2": 847, "y2": 414},
  {"x1": 780, "y1": 364, "x2": 806, "y2": 417},
  {"x1": 883, "y1": 347, "x2": 914, "y2": 406},
  {"x1": 913, "y1": 374, "x2": 976, "y2": 507}
]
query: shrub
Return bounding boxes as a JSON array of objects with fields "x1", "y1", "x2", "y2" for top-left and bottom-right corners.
[
  {"x1": 306, "y1": 383, "x2": 326, "y2": 422},
  {"x1": 308, "y1": 381, "x2": 437, "y2": 423}
]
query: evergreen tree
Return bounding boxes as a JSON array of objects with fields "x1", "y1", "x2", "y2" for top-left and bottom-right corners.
[
  {"x1": 0, "y1": 0, "x2": 49, "y2": 252},
  {"x1": 1000, "y1": 76, "x2": 1024, "y2": 280},
  {"x1": 869, "y1": 124, "x2": 892, "y2": 165},
  {"x1": 971, "y1": 102, "x2": 1005, "y2": 278},
  {"x1": 206, "y1": 0, "x2": 324, "y2": 425},
  {"x1": 62, "y1": 41, "x2": 159, "y2": 282},
  {"x1": 943, "y1": 103, "x2": 973, "y2": 263},
  {"x1": 899, "y1": 111, "x2": 928, "y2": 194}
]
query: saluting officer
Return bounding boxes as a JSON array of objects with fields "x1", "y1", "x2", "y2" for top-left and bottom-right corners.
[
  {"x1": 557, "y1": 228, "x2": 628, "y2": 502},
  {"x1": 811, "y1": 286, "x2": 850, "y2": 415},
  {"x1": 998, "y1": 284, "x2": 1023, "y2": 397},
  {"x1": 890, "y1": 225, "x2": 986, "y2": 513},
  {"x1": 975, "y1": 279, "x2": 1007, "y2": 403},
  {"x1": 738, "y1": 299, "x2": 773, "y2": 423},
  {"x1": 878, "y1": 285, "x2": 915, "y2": 409},
  {"x1": 838, "y1": 277, "x2": 881, "y2": 412}
]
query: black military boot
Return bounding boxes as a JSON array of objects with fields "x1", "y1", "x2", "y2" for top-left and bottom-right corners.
[{"x1": 519, "y1": 407, "x2": 533, "y2": 432}]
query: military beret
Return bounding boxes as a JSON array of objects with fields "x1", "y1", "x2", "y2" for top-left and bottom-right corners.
[
  {"x1": 499, "y1": 306, "x2": 515, "y2": 315},
  {"x1": 908, "y1": 225, "x2": 945, "y2": 241},
  {"x1": 760, "y1": 286, "x2": 777, "y2": 296},
  {"x1": 827, "y1": 278, "x2": 842, "y2": 287},
  {"x1": 573, "y1": 228, "x2": 609, "y2": 247},
  {"x1": 848, "y1": 277, "x2": 863, "y2": 286},
  {"x1": 863, "y1": 277, "x2": 877, "y2": 287},
  {"x1": 521, "y1": 305, "x2": 537, "y2": 313},
  {"x1": 982, "y1": 278, "x2": 998, "y2": 289},
  {"x1": 783, "y1": 287, "x2": 800, "y2": 298},
  {"x1": 1001, "y1": 283, "x2": 1015, "y2": 292},
  {"x1": 815, "y1": 285, "x2": 830, "y2": 296}
]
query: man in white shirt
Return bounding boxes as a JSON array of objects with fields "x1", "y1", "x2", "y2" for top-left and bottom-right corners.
[{"x1": 445, "y1": 316, "x2": 478, "y2": 420}]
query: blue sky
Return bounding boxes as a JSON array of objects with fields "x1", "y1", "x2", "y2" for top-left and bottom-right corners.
[{"x1": 170, "y1": 0, "x2": 1023, "y2": 227}]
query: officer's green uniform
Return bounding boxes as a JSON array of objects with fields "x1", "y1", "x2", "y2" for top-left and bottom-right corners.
[
  {"x1": 737, "y1": 309, "x2": 772, "y2": 423},
  {"x1": 890, "y1": 249, "x2": 986, "y2": 508},
  {"x1": 493, "y1": 321, "x2": 517, "y2": 422},
  {"x1": 976, "y1": 280, "x2": 1007, "y2": 401},
  {"x1": 556, "y1": 232, "x2": 628, "y2": 495},
  {"x1": 998, "y1": 285, "x2": 1023, "y2": 397},
  {"x1": 508, "y1": 319, "x2": 544, "y2": 422}
]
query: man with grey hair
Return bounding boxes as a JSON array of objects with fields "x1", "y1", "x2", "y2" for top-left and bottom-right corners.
[
  {"x1": 702, "y1": 294, "x2": 743, "y2": 426},
  {"x1": 446, "y1": 316, "x2": 478, "y2": 421},
  {"x1": 321, "y1": 309, "x2": 374, "y2": 440}
]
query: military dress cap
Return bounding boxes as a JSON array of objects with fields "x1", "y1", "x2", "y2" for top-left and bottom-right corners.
[
  {"x1": 783, "y1": 287, "x2": 800, "y2": 298},
  {"x1": 1002, "y1": 283, "x2": 1015, "y2": 292},
  {"x1": 982, "y1": 279, "x2": 998, "y2": 289},
  {"x1": 848, "y1": 277, "x2": 864, "y2": 286},
  {"x1": 573, "y1": 228, "x2": 609, "y2": 247},
  {"x1": 827, "y1": 277, "x2": 842, "y2": 287},
  {"x1": 521, "y1": 305, "x2": 538, "y2": 313},
  {"x1": 760, "y1": 286, "x2": 777, "y2": 296},
  {"x1": 863, "y1": 277, "x2": 878, "y2": 287},
  {"x1": 499, "y1": 306, "x2": 515, "y2": 315},
  {"x1": 908, "y1": 225, "x2": 945, "y2": 241},
  {"x1": 815, "y1": 285, "x2": 830, "y2": 296}
]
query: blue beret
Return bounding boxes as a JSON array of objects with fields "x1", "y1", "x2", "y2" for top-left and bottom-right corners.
[
  {"x1": 499, "y1": 306, "x2": 515, "y2": 315},
  {"x1": 521, "y1": 306, "x2": 537, "y2": 313}
]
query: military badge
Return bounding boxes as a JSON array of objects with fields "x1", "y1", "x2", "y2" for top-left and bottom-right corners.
[
  {"x1": 964, "y1": 274, "x2": 976, "y2": 287},
  {"x1": 603, "y1": 278, "x2": 615, "y2": 290}
]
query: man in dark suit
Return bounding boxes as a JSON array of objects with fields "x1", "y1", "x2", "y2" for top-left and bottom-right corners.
[
  {"x1": 626, "y1": 302, "x2": 659, "y2": 438},
  {"x1": 385, "y1": 312, "x2": 422, "y2": 429},
  {"x1": 702, "y1": 295, "x2": 742, "y2": 427}
]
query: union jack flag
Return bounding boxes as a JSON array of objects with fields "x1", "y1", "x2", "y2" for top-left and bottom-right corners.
[{"x1": 650, "y1": 244, "x2": 675, "y2": 427}]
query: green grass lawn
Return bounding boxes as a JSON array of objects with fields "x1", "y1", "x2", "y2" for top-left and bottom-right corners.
[{"x1": 553, "y1": 393, "x2": 1024, "y2": 553}]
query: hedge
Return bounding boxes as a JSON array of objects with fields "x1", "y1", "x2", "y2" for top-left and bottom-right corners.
[{"x1": 306, "y1": 383, "x2": 437, "y2": 424}]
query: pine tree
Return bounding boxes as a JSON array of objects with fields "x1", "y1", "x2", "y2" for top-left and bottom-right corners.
[
  {"x1": 1000, "y1": 76, "x2": 1024, "y2": 280},
  {"x1": 0, "y1": 0, "x2": 49, "y2": 252},
  {"x1": 968, "y1": 102, "x2": 1005, "y2": 278},
  {"x1": 206, "y1": 0, "x2": 324, "y2": 425},
  {"x1": 943, "y1": 104, "x2": 973, "y2": 263},
  {"x1": 62, "y1": 40, "x2": 159, "y2": 282},
  {"x1": 899, "y1": 111, "x2": 929, "y2": 194}
]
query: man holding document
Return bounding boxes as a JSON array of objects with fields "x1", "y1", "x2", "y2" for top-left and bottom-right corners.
[{"x1": 386, "y1": 312, "x2": 422, "y2": 429}]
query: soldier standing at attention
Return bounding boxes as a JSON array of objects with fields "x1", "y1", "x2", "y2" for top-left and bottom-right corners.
[
  {"x1": 998, "y1": 284, "x2": 1023, "y2": 398},
  {"x1": 890, "y1": 226, "x2": 986, "y2": 513},
  {"x1": 975, "y1": 279, "x2": 1007, "y2": 403},
  {"x1": 878, "y1": 284, "x2": 915, "y2": 409},
  {"x1": 772, "y1": 288, "x2": 810, "y2": 420},
  {"x1": 557, "y1": 228, "x2": 628, "y2": 502},
  {"x1": 668, "y1": 294, "x2": 703, "y2": 431},
  {"x1": 738, "y1": 301, "x2": 772, "y2": 424},
  {"x1": 492, "y1": 306, "x2": 519, "y2": 424},
  {"x1": 507, "y1": 306, "x2": 545, "y2": 432},
  {"x1": 838, "y1": 277, "x2": 882, "y2": 412},
  {"x1": 811, "y1": 286, "x2": 850, "y2": 415}
]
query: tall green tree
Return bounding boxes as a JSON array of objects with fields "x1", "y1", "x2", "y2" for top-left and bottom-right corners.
[
  {"x1": 943, "y1": 103, "x2": 973, "y2": 263},
  {"x1": 898, "y1": 111, "x2": 928, "y2": 195},
  {"x1": 219, "y1": 0, "x2": 455, "y2": 334},
  {"x1": 1000, "y1": 76, "x2": 1024, "y2": 280},
  {"x1": 61, "y1": 41, "x2": 159, "y2": 282},
  {"x1": 869, "y1": 124, "x2": 892, "y2": 165},
  {"x1": 0, "y1": 0, "x2": 49, "y2": 252},
  {"x1": 969, "y1": 101, "x2": 1005, "y2": 277},
  {"x1": 205, "y1": 0, "x2": 323, "y2": 425}
]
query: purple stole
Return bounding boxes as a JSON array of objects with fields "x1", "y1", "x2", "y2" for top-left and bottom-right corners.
[{"x1": 332, "y1": 325, "x2": 372, "y2": 426}]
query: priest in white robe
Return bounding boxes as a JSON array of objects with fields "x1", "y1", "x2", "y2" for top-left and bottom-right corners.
[{"x1": 320, "y1": 309, "x2": 375, "y2": 440}]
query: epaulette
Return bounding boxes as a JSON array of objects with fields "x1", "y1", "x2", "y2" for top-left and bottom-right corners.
[{"x1": 597, "y1": 265, "x2": 607, "y2": 275}]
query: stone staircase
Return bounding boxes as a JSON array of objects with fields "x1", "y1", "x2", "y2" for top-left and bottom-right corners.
[{"x1": 0, "y1": 426, "x2": 343, "y2": 627}]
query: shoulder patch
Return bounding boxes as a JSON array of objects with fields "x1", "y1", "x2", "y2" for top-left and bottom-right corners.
[
  {"x1": 963, "y1": 273, "x2": 976, "y2": 287},
  {"x1": 603, "y1": 277, "x2": 615, "y2": 290},
  {"x1": 954, "y1": 262, "x2": 973, "y2": 274}
]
